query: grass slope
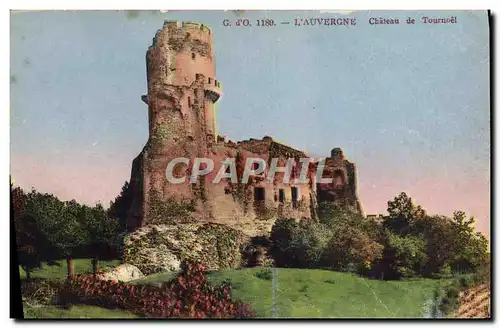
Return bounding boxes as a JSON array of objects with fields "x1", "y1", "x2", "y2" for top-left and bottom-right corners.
[
  {"x1": 19, "y1": 259, "x2": 121, "y2": 280},
  {"x1": 18, "y1": 261, "x2": 446, "y2": 319},
  {"x1": 134, "y1": 267, "x2": 446, "y2": 318},
  {"x1": 23, "y1": 304, "x2": 137, "y2": 319}
]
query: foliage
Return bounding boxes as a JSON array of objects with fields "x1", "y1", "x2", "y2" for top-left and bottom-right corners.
[
  {"x1": 255, "y1": 268, "x2": 273, "y2": 280},
  {"x1": 290, "y1": 220, "x2": 333, "y2": 268},
  {"x1": 12, "y1": 185, "x2": 48, "y2": 279},
  {"x1": 384, "y1": 192, "x2": 426, "y2": 235},
  {"x1": 381, "y1": 231, "x2": 428, "y2": 279},
  {"x1": 13, "y1": 183, "x2": 123, "y2": 278},
  {"x1": 23, "y1": 268, "x2": 444, "y2": 319},
  {"x1": 19, "y1": 259, "x2": 122, "y2": 281},
  {"x1": 59, "y1": 261, "x2": 255, "y2": 318},
  {"x1": 472, "y1": 257, "x2": 491, "y2": 285},
  {"x1": 377, "y1": 193, "x2": 490, "y2": 280},
  {"x1": 269, "y1": 218, "x2": 298, "y2": 267},
  {"x1": 21, "y1": 278, "x2": 61, "y2": 306},
  {"x1": 323, "y1": 224, "x2": 383, "y2": 273},
  {"x1": 271, "y1": 193, "x2": 489, "y2": 282},
  {"x1": 438, "y1": 281, "x2": 461, "y2": 316},
  {"x1": 448, "y1": 211, "x2": 489, "y2": 273},
  {"x1": 271, "y1": 208, "x2": 383, "y2": 273},
  {"x1": 108, "y1": 181, "x2": 133, "y2": 231},
  {"x1": 147, "y1": 193, "x2": 197, "y2": 225}
]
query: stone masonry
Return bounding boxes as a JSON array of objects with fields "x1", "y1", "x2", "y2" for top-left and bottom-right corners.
[{"x1": 125, "y1": 21, "x2": 363, "y2": 232}]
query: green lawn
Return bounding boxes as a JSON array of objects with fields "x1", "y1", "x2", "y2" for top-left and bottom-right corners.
[
  {"x1": 19, "y1": 261, "x2": 447, "y2": 319},
  {"x1": 133, "y1": 267, "x2": 446, "y2": 319},
  {"x1": 23, "y1": 304, "x2": 137, "y2": 319},
  {"x1": 18, "y1": 259, "x2": 121, "y2": 280}
]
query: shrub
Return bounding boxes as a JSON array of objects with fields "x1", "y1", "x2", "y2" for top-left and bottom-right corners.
[
  {"x1": 21, "y1": 278, "x2": 61, "y2": 306},
  {"x1": 270, "y1": 218, "x2": 331, "y2": 268},
  {"x1": 292, "y1": 220, "x2": 332, "y2": 268},
  {"x1": 382, "y1": 231, "x2": 428, "y2": 279},
  {"x1": 255, "y1": 268, "x2": 273, "y2": 280},
  {"x1": 323, "y1": 225, "x2": 383, "y2": 273},
  {"x1": 473, "y1": 257, "x2": 491, "y2": 285},
  {"x1": 269, "y1": 218, "x2": 299, "y2": 267},
  {"x1": 459, "y1": 274, "x2": 476, "y2": 289},
  {"x1": 438, "y1": 281, "x2": 461, "y2": 316},
  {"x1": 58, "y1": 261, "x2": 255, "y2": 318}
]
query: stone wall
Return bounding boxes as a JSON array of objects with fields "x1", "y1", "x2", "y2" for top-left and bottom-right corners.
[{"x1": 125, "y1": 21, "x2": 363, "y2": 234}]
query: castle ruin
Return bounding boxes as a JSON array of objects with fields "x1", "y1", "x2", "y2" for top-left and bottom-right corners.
[{"x1": 126, "y1": 21, "x2": 363, "y2": 232}]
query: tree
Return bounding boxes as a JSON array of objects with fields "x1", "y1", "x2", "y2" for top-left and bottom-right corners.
[
  {"x1": 81, "y1": 203, "x2": 121, "y2": 274},
  {"x1": 12, "y1": 185, "x2": 47, "y2": 279},
  {"x1": 269, "y1": 218, "x2": 299, "y2": 267},
  {"x1": 24, "y1": 190, "x2": 87, "y2": 278},
  {"x1": 323, "y1": 224, "x2": 383, "y2": 273},
  {"x1": 449, "y1": 211, "x2": 489, "y2": 273},
  {"x1": 381, "y1": 230, "x2": 428, "y2": 279},
  {"x1": 384, "y1": 192, "x2": 426, "y2": 235},
  {"x1": 416, "y1": 215, "x2": 455, "y2": 276},
  {"x1": 108, "y1": 181, "x2": 133, "y2": 231}
]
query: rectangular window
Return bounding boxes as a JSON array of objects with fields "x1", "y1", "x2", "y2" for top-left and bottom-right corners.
[
  {"x1": 291, "y1": 187, "x2": 299, "y2": 208},
  {"x1": 254, "y1": 187, "x2": 265, "y2": 201},
  {"x1": 279, "y1": 189, "x2": 285, "y2": 203},
  {"x1": 291, "y1": 187, "x2": 298, "y2": 202}
]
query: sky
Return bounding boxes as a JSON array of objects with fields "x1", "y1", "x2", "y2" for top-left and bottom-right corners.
[{"x1": 10, "y1": 10, "x2": 490, "y2": 235}]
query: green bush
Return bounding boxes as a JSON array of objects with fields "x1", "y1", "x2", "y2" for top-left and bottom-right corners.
[
  {"x1": 255, "y1": 268, "x2": 273, "y2": 280},
  {"x1": 459, "y1": 274, "x2": 475, "y2": 289},
  {"x1": 383, "y1": 231, "x2": 428, "y2": 279},
  {"x1": 270, "y1": 217, "x2": 383, "y2": 272},
  {"x1": 322, "y1": 225, "x2": 383, "y2": 273},
  {"x1": 269, "y1": 218, "x2": 331, "y2": 268},
  {"x1": 438, "y1": 281, "x2": 461, "y2": 316}
]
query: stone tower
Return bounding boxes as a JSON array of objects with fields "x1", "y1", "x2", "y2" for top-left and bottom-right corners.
[
  {"x1": 126, "y1": 21, "x2": 222, "y2": 230},
  {"x1": 316, "y1": 147, "x2": 364, "y2": 215}
]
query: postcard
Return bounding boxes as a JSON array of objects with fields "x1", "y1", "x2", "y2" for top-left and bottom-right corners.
[{"x1": 10, "y1": 9, "x2": 491, "y2": 319}]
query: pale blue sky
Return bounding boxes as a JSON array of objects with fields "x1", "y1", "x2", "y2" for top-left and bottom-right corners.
[{"x1": 10, "y1": 10, "x2": 490, "y2": 234}]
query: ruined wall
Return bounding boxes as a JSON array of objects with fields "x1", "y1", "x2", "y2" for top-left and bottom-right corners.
[
  {"x1": 126, "y1": 21, "x2": 362, "y2": 233},
  {"x1": 127, "y1": 21, "x2": 221, "y2": 230},
  {"x1": 202, "y1": 137, "x2": 315, "y2": 235},
  {"x1": 316, "y1": 148, "x2": 363, "y2": 214}
]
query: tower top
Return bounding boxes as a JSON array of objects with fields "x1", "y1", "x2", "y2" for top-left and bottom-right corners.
[{"x1": 162, "y1": 20, "x2": 212, "y2": 35}]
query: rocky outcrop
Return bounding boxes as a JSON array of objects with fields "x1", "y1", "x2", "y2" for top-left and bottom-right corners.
[
  {"x1": 122, "y1": 223, "x2": 251, "y2": 275},
  {"x1": 97, "y1": 264, "x2": 144, "y2": 282}
]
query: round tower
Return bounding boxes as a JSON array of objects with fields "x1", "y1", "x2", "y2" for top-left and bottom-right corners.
[{"x1": 143, "y1": 21, "x2": 221, "y2": 142}]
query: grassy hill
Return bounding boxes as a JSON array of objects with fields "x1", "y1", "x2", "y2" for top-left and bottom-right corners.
[
  {"x1": 19, "y1": 261, "x2": 446, "y2": 319},
  {"x1": 23, "y1": 304, "x2": 137, "y2": 319},
  {"x1": 134, "y1": 267, "x2": 445, "y2": 318}
]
